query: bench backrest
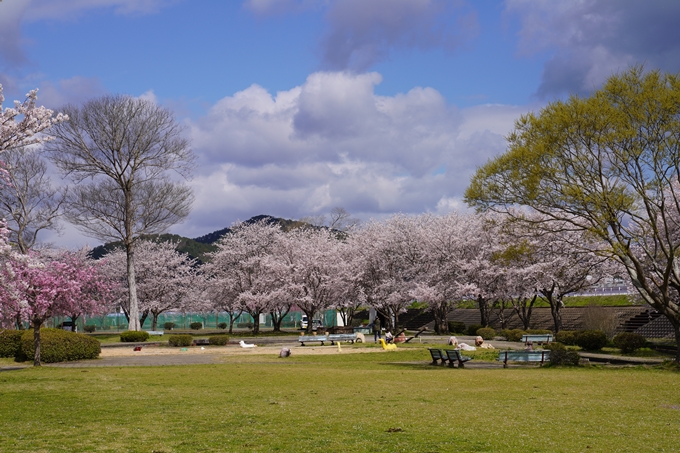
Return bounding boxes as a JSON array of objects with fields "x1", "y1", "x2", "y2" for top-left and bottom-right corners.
[
  {"x1": 298, "y1": 335, "x2": 327, "y2": 341},
  {"x1": 328, "y1": 334, "x2": 357, "y2": 340},
  {"x1": 428, "y1": 348, "x2": 444, "y2": 360},
  {"x1": 444, "y1": 349, "x2": 462, "y2": 361},
  {"x1": 501, "y1": 350, "x2": 550, "y2": 361},
  {"x1": 521, "y1": 334, "x2": 553, "y2": 342}
]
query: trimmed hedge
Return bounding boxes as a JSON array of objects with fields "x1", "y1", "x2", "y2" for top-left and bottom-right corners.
[
  {"x1": 549, "y1": 349, "x2": 581, "y2": 366},
  {"x1": 218, "y1": 322, "x2": 228, "y2": 330},
  {"x1": 168, "y1": 335, "x2": 193, "y2": 347},
  {"x1": 83, "y1": 325, "x2": 96, "y2": 333},
  {"x1": 447, "y1": 321, "x2": 466, "y2": 334},
  {"x1": 190, "y1": 322, "x2": 203, "y2": 330},
  {"x1": 209, "y1": 336, "x2": 229, "y2": 346},
  {"x1": 19, "y1": 328, "x2": 100, "y2": 363},
  {"x1": 476, "y1": 327, "x2": 496, "y2": 340},
  {"x1": 163, "y1": 322, "x2": 176, "y2": 330},
  {"x1": 543, "y1": 342, "x2": 566, "y2": 351},
  {"x1": 120, "y1": 331, "x2": 150, "y2": 342},
  {"x1": 613, "y1": 332, "x2": 647, "y2": 353},
  {"x1": 500, "y1": 329, "x2": 525, "y2": 342},
  {"x1": 575, "y1": 330, "x2": 608, "y2": 351},
  {"x1": 0, "y1": 330, "x2": 24, "y2": 358},
  {"x1": 466, "y1": 324, "x2": 483, "y2": 336},
  {"x1": 555, "y1": 330, "x2": 578, "y2": 346}
]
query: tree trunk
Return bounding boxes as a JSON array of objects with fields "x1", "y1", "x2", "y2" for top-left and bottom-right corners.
[
  {"x1": 674, "y1": 321, "x2": 680, "y2": 365},
  {"x1": 126, "y1": 243, "x2": 142, "y2": 331},
  {"x1": 549, "y1": 296, "x2": 563, "y2": 333},
  {"x1": 433, "y1": 304, "x2": 449, "y2": 334},
  {"x1": 477, "y1": 295, "x2": 491, "y2": 327},
  {"x1": 251, "y1": 312, "x2": 260, "y2": 335},
  {"x1": 228, "y1": 311, "x2": 240, "y2": 334},
  {"x1": 139, "y1": 310, "x2": 149, "y2": 330},
  {"x1": 305, "y1": 309, "x2": 316, "y2": 334},
  {"x1": 270, "y1": 306, "x2": 291, "y2": 332},
  {"x1": 512, "y1": 295, "x2": 537, "y2": 330},
  {"x1": 16, "y1": 312, "x2": 24, "y2": 330},
  {"x1": 151, "y1": 312, "x2": 159, "y2": 331},
  {"x1": 32, "y1": 318, "x2": 42, "y2": 367}
]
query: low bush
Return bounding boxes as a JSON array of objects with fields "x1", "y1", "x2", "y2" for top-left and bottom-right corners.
[
  {"x1": 613, "y1": 332, "x2": 647, "y2": 353},
  {"x1": 237, "y1": 322, "x2": 254, "y2": 329},
  {"x1": 549, "y1": 349, "x2": 581, "y2": 366},
  {"x1": 190, "y1": 322, "x2": 203, "y2": 330},
  {"x1": 500, "y1": 329, "x2": 525, "y2": 342},
  {"x1": 447, "y1": 321, "x2": 466, "y2": 334},
  {"x1": 466, "y1": 324, "x2": 483, "y2": 336},
  {"x1": 120, "y1": 331, "x2": 150, "y2": 343},
  {"x1": 209, "y1": 336, "x2": 229, "y2": 346},
  {"x1": 218, "y1": 322, "x2": 228, "y2": 330},
  {"x1": 555, "y1": 330, "x2": 578, "y2": 346},
  {"x1": 19, "y1": 328, "x2": 100, "y2": 363},
  {"x1": 575, "y1": 330, "x2": 608, "y2": 351},
  {"x1": 168, "y1": 335, "x2": 193, "y2": 347},
  {"x1": 0, "y1": 330, "x2": 24, "y2": 358},
  {"x1": 543, "y1": 342, "x2": 566, "y2": 351},
  {"x1": 83, "y1": 325, "x2": 96, "y2": 333},
  {"x1": 476, "y1": 327, "x2": 496, "y2": 340},
  {"x1": 163, "y1": 322, "x2": 176, "y2": 330}
]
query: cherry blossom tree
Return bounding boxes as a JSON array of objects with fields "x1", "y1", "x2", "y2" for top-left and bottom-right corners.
[
  {"x1": 0, "y1": 248, "x2": 112, "y2": 366},
  {"x1": 101, "y1": 240, "x2": 199, "y2": 330}
]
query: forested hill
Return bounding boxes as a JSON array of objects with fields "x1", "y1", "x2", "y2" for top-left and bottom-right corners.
[{"x1": 89, "y1": 215, "x2": 311, "y2": 263}]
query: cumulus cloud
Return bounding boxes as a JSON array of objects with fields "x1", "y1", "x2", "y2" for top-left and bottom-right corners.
[
  {"x1": 184, "y1": 71, "x2": 520, "y2": 236},
  {"x1": 506, "y1": 0, "x2": 680, "y2": 97}
]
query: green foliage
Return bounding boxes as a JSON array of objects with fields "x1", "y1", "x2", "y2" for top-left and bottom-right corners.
[
  {"x1": 120, "y1": 331, "x2": 150, "y2": 342},
  {"x1": 168, "y1": 335, "x2": 193, "y2": 347},
  {"x1": 447, "y1": 321, "x2": 466, "y2": 334},
  {"x1": 476, "y1": 327, "x2": 496, "y2": 340},
  {"x1": 575, "y1": 330, "x2": 608, "y2": 351},
  {"x1": 549, "y1": 349, "x2": 581, "y2": 366},
  {"x1": 0, "y1": 330, "x2": 24, "y2": 358},
  {"x1": 500, "y1": 329, "x2": 525, "y2": 342},
  {"x1": 208, "y1": 336, "x2": 229, "y2": 346},
  {"x1": 163, "y1": 322, "x2": 176, "y2": 330},
  {"x1": 190, "y1": 322, "x2": 203, "y2": 330},
  {"x1": 555, "y1": 330, "x2": 578, "y2": 346},
  {"x1": 466, "y1": 324, "x2": 483, "y2": 336},
  {"x1": 217, "y1": 322, "x2": 228, "y2": 330},
  {"x1": 543, "y1": 342, "x2": 566, "y2": 351},
  {"x1": 613, "y1": 333, "x2": 647, "y2": 354},
  {"x1": 83, "y1": 325, "x2": 96, "y2": 333},
  {"x1": 19, "y1": 328, "x2": 100, "y2": 363}
]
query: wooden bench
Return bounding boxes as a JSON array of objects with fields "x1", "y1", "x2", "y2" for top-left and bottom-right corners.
[
  {"x1": 428, "y1": 348, "x2": 449, "y2": 365},
  {"x1": 146, "y1": 330, "x2": 164, "y2": 336},
  {"x1": 498, "y1": 350, "x2": 550, "y2": 368},
  {"x1": 328, "y1": 333, "x2": 362, "y2": 344},
  {"x1": 193, "y1": 338, "x2": 210, "y2": 346},
  {"x1": 445, "y1": 349, "x2": 473, "y2": 368},
  {"x1": 297, "y1": 335, "x2": 327, "y2": 346},
  {"x1": 520, "y1": 334, "x2": 553, "y2": 345}
]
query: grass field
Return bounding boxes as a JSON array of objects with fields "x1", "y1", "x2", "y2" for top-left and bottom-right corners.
[{"x1": 1, "y1": 346, "x2": 679, "y2": 453}]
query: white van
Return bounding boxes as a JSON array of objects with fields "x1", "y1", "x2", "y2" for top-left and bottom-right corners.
[{"x1": 300, "y1": 315, "x2": 323, "y2": 330}]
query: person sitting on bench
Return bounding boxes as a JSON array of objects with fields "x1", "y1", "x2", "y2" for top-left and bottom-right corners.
[{"x1": 385, "y1": 331, "x2": 394, "y2": 344}]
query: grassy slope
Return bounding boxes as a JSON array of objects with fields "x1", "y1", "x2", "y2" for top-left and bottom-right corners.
[{"x1": 0, "y1": 349, "x2": 678, "y2": 453}]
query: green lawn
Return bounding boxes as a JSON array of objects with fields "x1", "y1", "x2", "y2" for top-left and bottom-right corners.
[{"x1": 0, "y1": 349, "x2": 678, "y2": 452}]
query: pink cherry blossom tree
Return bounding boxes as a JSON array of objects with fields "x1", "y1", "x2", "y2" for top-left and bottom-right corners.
[{"x1": 0, "y1": 248, "x2": 112, "y2": 366}]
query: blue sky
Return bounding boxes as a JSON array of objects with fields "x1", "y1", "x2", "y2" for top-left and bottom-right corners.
[{"x1": 2, "y1": 0, "x2": 680, "y2": 248}]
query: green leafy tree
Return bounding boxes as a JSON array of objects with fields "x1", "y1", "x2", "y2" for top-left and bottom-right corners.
[{"x1": 465, "y1": 66, "x2": 680, "y2": 363}]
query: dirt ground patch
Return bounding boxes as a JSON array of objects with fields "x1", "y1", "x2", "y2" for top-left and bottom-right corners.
[{"x1": 100, "y1": 344, "x2": 385, "y2": 358}]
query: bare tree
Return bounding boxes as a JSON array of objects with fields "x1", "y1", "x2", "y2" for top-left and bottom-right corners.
[
  {"x1": 46, "y1": 95, "x2": 195, "y2": 331},
  {"x1": 0, "y1": 148, "x2": 64, "y2": 254}
]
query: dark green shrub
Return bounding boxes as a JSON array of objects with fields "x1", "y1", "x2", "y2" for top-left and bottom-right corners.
[
  {"x1": 208, "y1": 336, "x2": 229, "y2": 346},
  {"x1": 163, "y1": 322, "x2": 176, "y2": 330},
  {"x1": 168, "y1": 335, "x2": 193, "y2": 347},
  {"x1": 218, "y1": 322, "x2": 228, "y2": 330},
  {"x1": 549, "y1": 349, "x2": 581, "y2": 366},
  {"x1": 120, "y1": 331, "x2": 150, "y2": 342},
  {"x1": 466, "y1": 324, "x2": 483, "y2": 336},
  {"x1": 555, "y1": 330, "x2": 578, "y2": 346},
  {"x1": 526, "y1": 329, "x2": 552, "y2": 335},
  {"x1": 543, "y1": 342, "x2": 566, "y2": 351},
  {"x1": 500, "y1": 329, "x2": 525, "y2": 342},
  {"x1": 190, "y1": 322, "x2": 203, "y2": 330},
  {"x1": 19, "y1": 328, "x2": 100, "y2": 363},
  {"x1": 447, "y1": 321, "x2": 466, "y2": 334},
  {"x1": 575, "y1": 330, "x2": 608, "y2": 351},
  {"x1": 476, "y1": 327, "x2": 496, "y2": 340},
  {"x1": 613, "y1": 332, "x2": 647, "y2": 353},
  {"x1": 0, "y1": 330, "x2": 24, "y2": 358},
  {"x1": 83, "y1": 325, "x2": 96, "y2": 333}
]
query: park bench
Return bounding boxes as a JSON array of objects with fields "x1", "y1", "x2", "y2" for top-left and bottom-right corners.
[
  {"x1": 428, "y1": 348, "x2": 449, "y2": 365},
  {"x1": 297, "y1": 335, "x2": 327, "y2": 346},
  {"x1": 328, "y1": 333, "x2": 362, "y2": 344},
  {"x1": 497, "y1": 350, "x2": 550, "y2": 368},
  {"x1": 520, "y1": 334, "x2": 553, "y2": 345},
  {"x1": 444, "y1": 349, "x2": 473, "y2": 368},
  {"x1": 193, "y1": 338, "x2": 210, "y2": 346},
  {"x1": 146, "y1": 330, "x2": 164, "y2": 336}
]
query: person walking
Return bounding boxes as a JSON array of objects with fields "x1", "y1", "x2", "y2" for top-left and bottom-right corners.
[{"x1": 372, "y1": 316, "x2": 381, "y2": 343}]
